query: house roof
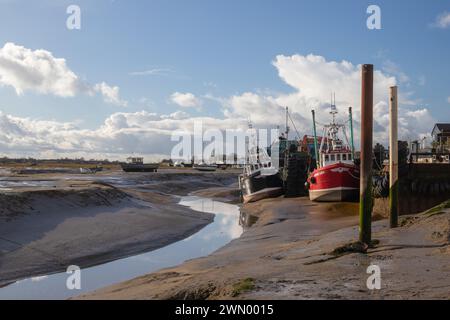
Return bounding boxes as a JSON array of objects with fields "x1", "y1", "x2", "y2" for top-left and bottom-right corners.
[{"x1": 432, "y1": 123, "x2": 450, "y2": 135}]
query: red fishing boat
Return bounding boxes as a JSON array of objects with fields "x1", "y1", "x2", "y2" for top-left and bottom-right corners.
[{"x1": 307, "y1": 99, "x2": 359, "y2": 202}]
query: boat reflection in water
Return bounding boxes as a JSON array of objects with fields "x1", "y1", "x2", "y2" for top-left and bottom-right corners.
[{"x1": 239, "y1": 211, "x2": 259, "y2": 230}]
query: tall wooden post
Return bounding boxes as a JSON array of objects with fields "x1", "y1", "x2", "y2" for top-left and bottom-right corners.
[
  {"x1": 389, "y1": 86, "x2": 399, "y2": 228},
  {"x1": 359, "y1": 64, "x2": 374, "y2": 245}
]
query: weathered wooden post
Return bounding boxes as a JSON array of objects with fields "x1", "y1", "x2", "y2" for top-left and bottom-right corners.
[
  {"x1": 359, "y1": 64, "x2": 374, "y2": 245},
  {"x1": 389, "y1": 86, "x2": 399, "y2": 228}
]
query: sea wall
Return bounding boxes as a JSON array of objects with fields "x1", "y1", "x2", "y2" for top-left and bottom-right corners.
[{"x1": 374, "y1": 163, "x2": 450, "y2": 216}]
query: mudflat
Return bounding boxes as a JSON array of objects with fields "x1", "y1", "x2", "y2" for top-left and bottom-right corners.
[
  {"x1": 0, "y1": 170, "x2": 238, "y2": 287},
  {"x1": 80, "y1": 195, "x2": 450, "y2": 300}
]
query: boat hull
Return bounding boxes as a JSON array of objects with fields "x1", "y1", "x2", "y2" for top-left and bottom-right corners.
[
  {"x1": 309, "y1": 186, "x2": 358, "y2": 202},
  {"x1": 121, "y1": 163, "x2": 159, "y2": 172},
  {"x1": 193, "y1": 165, "x2": 217, "y2": 172},
  {"x1": 308, "y1": 162, "x2": 359, "y2": 202},
  {"x1": 239, "y1": 171, "x2": 283, "y2": 204}
]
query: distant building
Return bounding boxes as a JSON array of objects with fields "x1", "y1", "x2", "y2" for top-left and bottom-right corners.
[{"x1": 431, "y1": 123, "x2": 450, "y2": 150}]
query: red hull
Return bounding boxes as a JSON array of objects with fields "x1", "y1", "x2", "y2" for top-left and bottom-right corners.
[{"x1": 308, "y1": 162, "x2": 359, "y2": 202}]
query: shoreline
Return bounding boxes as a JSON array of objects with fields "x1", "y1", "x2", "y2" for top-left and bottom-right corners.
[
  {"x1": 80, "y1": 195, "x2": 450, "y2": 300},
  {"x1": 0, "y1": 171, "x2": 239, "y2": 288}
]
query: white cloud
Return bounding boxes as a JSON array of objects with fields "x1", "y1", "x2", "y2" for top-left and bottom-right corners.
[
  {"x1": 170, "y1": 92, "x2": 202, "y2": 108},
  {"x1": 94, "y1": 82, "x2": 128, "y2": 107},
  {"x1": 0, "y1": 42, "x2": 82, "y2": 97},
  {"x1": 447, "y1": 96, "x2": 450, "y2": 104},
  {"x1": 0, "y1": 110, "x2": 247, "y2": 161},
  {"x1": 129, "y1": 68, "x2": 174, "y2": 76},
  {"x1": 0, "y1": 53, "x2": 436, "y2": 159},
  {"x1": 161, "y1": 111, "x2": 190, "y2": 120},
  {"x1": 0, "y1": 42, "x2": 127, "y2": 107},
  {"x1": 433, "y1": 11, "x2": 450, "y2": 29},
  {"x1": 238, "y1": 53, "x2": 433, "y2": 145},
  {"x1": 382, "y1": 60, "x2": 409, "y2": 84}
]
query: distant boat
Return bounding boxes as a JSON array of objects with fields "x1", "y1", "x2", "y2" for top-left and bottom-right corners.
[
  {"x1": 307, "y1": 98, "x2": 359, "y2": 202},
  {"x1": 121, "y1": 157, "x2": 159, "y2": 173},
  {"x1": 193, "y1": 162, "x2": 218, "y2": 172},
  {"x1": 79, "y1": 166, "x2": 103, "y2": 174}
]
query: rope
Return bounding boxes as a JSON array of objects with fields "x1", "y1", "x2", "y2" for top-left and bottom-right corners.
[{"x1": 287, "y1": 111, "x2": 301, "y2": 140}]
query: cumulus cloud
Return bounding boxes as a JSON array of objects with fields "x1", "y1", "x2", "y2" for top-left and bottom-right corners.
[
  {"x1": 0, "y1": 42, "x2": 127, "y2": 107},
  {"x1": 0, "y1": 42, "x2": 82, "y2": 97},
  {"x1": 267, "y1": 54, "x2": 434, "y2": 145},
  {"x1": 0, "y1": 110, "x2": 248, "y2": 161},
  {"x1": 0, "y1": 53, "x2": 436, "y2": 159},
  {"x1": 433, "y1": 11, "x2": 450, "y2": 29},
  {"x1": 170, "y1": 92, "x2": 202, "y2": 108},
  {"x1": 161, "y1": 111, "x2": 191, "y2": 120},
  {"x1": 94, "y1": 82, "x2": 128, "y2": 107}
]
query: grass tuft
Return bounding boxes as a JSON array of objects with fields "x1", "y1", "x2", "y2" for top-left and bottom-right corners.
[{"x1": 231, "y1": 278, "x2": 255, "y2": 297}]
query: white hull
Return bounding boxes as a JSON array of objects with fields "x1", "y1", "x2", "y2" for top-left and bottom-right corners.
[
  {"x1": 242, "y1": 187, "x2": 283, "y2": 204},
  {"x1": 309, "y1": 186, "x2": 358, "y2": 202}
]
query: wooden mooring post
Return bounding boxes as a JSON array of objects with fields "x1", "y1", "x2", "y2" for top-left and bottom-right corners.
[
  {"x1": 359, "y1": 64, "x2": 374, "y2": 245},
  {"x1": 389, "y1": 86, "x2": 399, "y2": 228}
]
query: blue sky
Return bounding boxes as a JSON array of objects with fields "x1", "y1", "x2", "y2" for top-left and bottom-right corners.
[{"x1": 0, "y1": 0, "x2": 449, "y2": 159}]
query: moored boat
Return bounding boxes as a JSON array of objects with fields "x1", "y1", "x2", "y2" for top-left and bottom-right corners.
[
  {"x1": 193, "y1": 162, "x2": 218, "y2": 172},
  {"x1": 239, "y1": 123, "x2": 283, "y2": 203},
  {"x1": 121, "y1": 157, "x2": 159, "y2": 172},
  {"x1": 307, "y1": 97, "x2": 359, "y2": 202}
]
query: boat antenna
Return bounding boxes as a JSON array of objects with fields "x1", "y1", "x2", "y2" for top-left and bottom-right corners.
[
  {"x1": 285, "y1": 106, "x2": 290, "y2": 140},
  {"x1": 330, "y1": 92, "x2": 338, "y2": 124},
  {"x1": 311, "y1": 109, "x2": 320, "y2": 168}
]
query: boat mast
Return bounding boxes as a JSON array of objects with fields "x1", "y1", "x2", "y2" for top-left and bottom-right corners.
[
  {"x1": 330, "y1": 92, "x2": 337, "y2": 125},
  {"x1": 349, "y1": 106, "x2": 355, "y2": 157},
  {"x1": 311, "y1": 109, "x2": 320, "y2": 168},
  {"x1": 285, "y1": 106, "x2": 290, "y2": 140}
]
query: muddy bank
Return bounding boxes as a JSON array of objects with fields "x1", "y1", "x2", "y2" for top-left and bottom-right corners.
[
  {"x1": 191, "y1": 186, "x2": 240, "y2": 204},
  {"x1": 0, "y1": 177, "x2": 226, "y2": 287},
  {"x1": 81, "y1": 197, "x2": 450, "y2": 300},
  {"x1": 122, "y1": 171, "x2": 239, "y2": 196}
]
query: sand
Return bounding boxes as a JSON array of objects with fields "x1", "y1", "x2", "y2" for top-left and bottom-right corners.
[
  {"x1": 0, "y1": 170, "x2": 239, "y2": 287},
  {"x1": 80, "y1": 195, "x2": 450, "y2": 300}
]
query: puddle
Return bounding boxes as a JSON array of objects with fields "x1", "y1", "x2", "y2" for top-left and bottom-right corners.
[
  {"x1": 0, "y1": 180, "x2": 58, "y2": 190},
  {"x1": 0, "y1": 196, "x2": 242, "y2": 300}
]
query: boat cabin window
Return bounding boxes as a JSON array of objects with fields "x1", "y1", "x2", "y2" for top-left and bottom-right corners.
[
  {"x1": 337, "y1": 154, "x2": 341, "y2": 161},
  {"x1": 325, "y1": 155, "x2": 329, "y2": 161},
  {"x1": 330, "y1": 155, "x2": 335, "y2": 161},
  {"x1": 348, "y1": 154, "x2": 352, "y2": 160},
  {"x1": 342, "y1": 154, "x2": 347, "y2": 161}
]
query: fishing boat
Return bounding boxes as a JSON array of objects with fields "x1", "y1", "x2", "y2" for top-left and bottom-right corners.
[
  {"x1": 121, "y1": 157, "x2": 159, "y2": 172},
  {"x1": 193, "y1": 162, "x2": 218, "y2": 172},
  {"x1": 239, "y1": 123, "x2": 283, "y2": 203},
  {"x1": 307, "y1": 97, "x2": 359, "y2": 202}
]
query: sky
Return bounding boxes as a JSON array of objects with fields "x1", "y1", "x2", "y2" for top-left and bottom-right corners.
[{"x1": 0, "y1": 0, "x2": 449, "y2": 160}]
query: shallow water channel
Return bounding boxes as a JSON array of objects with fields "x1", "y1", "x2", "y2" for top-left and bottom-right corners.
[{"x1": 0, "y1": 196, "x2": 242, "y2": 300}]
